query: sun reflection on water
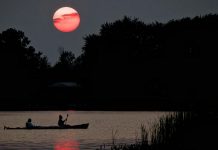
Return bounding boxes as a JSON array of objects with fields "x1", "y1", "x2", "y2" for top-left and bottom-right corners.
[{"x1": 54, "y1": 140, "x2": 80, "y2": 150}]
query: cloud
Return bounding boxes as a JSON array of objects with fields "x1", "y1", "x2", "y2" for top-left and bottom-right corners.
[
  {"x1": 62, "y1": 13, "x2": 79, "y2": 18},
  {"x1": 53, "y1": 13, "x2": 79, "y2": 23}
]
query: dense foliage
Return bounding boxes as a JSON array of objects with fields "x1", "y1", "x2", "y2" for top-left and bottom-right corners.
[
  {"x1": 74, "y1": 14, "x2": 218, "y2": 109},
  {"x1": 1, "y1": 14, "x2": 218, "y2": 110},
  {"x1": 0, "y1": 28, "x2": 50, "y2": 103}
]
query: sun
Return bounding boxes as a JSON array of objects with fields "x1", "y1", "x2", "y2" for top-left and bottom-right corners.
[{"x1": 53, "y1": 7, "x2": 80, "y2": 32}]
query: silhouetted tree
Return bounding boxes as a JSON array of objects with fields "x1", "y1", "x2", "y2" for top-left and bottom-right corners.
[
  {"x1": 2, "y1": 14, "x2": 218, "y2": 110},
  {"x1": 0, "y1": 28, "x2": 50, "y2": 104},
  {"x1": 50, "y1": 48, "x2": 77, "y2": 82},
  {"x1": 54, "y1": 48, "x2": 75, "y2": 71},
  {"x1": 74, "y1": 17, "x2": 165, "y2": 100},
  {"x1": 0, "y1": 28, "x2": 50, "y2": 71},
  {"x1": 73, "y1": 14, "x2": 218, "y2": 109}
]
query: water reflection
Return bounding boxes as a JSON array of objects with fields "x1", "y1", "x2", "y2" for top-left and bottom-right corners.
[{"x1": 54, "y1": 140, "x2": 80, "y2": 150}]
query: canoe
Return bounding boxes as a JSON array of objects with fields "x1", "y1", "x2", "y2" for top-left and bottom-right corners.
[{"x1": 4, "y1": 123, "x2": 89, "y2": 130}]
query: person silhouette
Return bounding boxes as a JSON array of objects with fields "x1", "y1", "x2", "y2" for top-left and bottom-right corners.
[
  {"x1": 58, "y1": 115, "x2": 68, "y2": 127},
  {"x1": 26, "y1": 118, "x2": 34, "y2": 128}
]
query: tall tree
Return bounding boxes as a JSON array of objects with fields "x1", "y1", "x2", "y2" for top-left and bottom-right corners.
[
  {"x1": 0, "y1": 28, "x2": 50, "y2": 71},
  {"x1": 0, "y1": 28, "x2": 50, "y2": 102},
  {"x1": 52, "y1": 48, "x2": 76, "y2": 81},
  {"x1": 54, "y1": 48, "x2": 75, "y2": 71},
  {"x1": 74, "y1": 14, "x2": 218, "y2": 108}
]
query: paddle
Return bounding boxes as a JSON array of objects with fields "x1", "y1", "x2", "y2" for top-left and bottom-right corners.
[{"x1": 65, "y1": 114, "x2": 69, "y2": 124}]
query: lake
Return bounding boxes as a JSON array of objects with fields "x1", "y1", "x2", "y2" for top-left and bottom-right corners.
[{"x1": 0, "y1": 111, "x2": 167, "y2": 150}]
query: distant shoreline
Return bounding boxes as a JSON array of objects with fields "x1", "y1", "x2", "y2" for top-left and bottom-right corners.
[{"x1": 0, "y1": 103, "x2": 216, "y2": 111}]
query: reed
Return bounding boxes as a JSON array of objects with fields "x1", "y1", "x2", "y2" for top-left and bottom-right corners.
[
  {"x1": 149, "y1": 112, "x2": 193, "y2": 149},
  {"x1": 99, "y1": 111, "x2": 218, "y2": 150},
  {"x1": 112, "y1": 129, "x2": 119, "y2": 146},
  {"x1": 107, "y1": 112, "x2": 194, "y2": 150}
]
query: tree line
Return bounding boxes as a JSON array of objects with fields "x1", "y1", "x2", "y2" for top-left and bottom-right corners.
[{"x1": 1, "y1": 14, "x2": 218, "y2": 110}]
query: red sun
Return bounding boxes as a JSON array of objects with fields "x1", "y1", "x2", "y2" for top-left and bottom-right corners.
[{"x1": 53, "y1": 7, "x2": 80, "y2": 32}]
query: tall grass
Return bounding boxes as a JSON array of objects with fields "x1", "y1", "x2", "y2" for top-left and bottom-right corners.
[
  {"x1": 99, "y1": 111, "x2": 218, "y2": 150},
  {"x1": 112, "y1": 129, "x2": 119, "y2": 145},
  {"x1": 140, "y1": 124, "x2": 149, "y2": 145},
  {"x1": 149, "y1": 112, "x2": 193, "y2": 149},
  {"x1": 103, "y1": 112, "x2": 195, "y2": 150}
]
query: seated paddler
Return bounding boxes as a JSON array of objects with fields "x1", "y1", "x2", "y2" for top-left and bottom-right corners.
[
  {"x1": 26, "y1": 118, "x2": 34, "y2": 128},
  {"x1": 58, "y1": 115, "x2": 68, "y2": 127}
]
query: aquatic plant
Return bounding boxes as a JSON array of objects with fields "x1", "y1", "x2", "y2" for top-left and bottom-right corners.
[
  {"x1": 99, "y1": 111, "x2": 218, "y2": 150},
  {"x1": 110, "y1": 112, "x2": 191, "y2": 150}
]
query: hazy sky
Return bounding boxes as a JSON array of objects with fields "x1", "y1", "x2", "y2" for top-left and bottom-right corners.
[{"x1": 1, "y1": 0, "x2": 218, "y2": 64}]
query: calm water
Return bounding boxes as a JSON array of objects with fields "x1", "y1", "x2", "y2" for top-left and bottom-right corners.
[{"x1": 0, "y1": 111, "x2": 167, "y2": 150}]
